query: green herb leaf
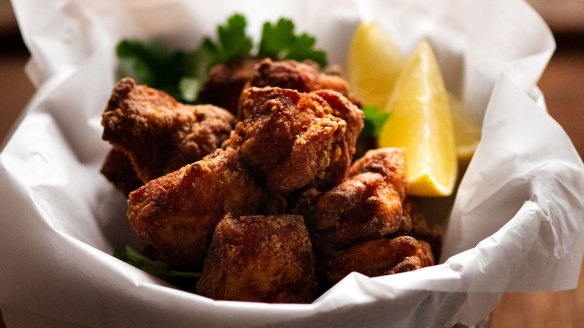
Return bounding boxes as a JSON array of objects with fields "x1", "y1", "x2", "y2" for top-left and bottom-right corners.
[
  {"x1": 258, "y1": 18, "x2": 295, "y2": 58},
  {"x1": 116, "y1": 40, "x2": 184, "y2": 98},
  {"x1": 258, "y1": 18, "x2": 328, "y2": 67},
  {"x1": 284, "y1": 33, "x2": 327, "y2": 67},
  {"x1": 361, "y1": 105, "x2": 390, "y2": 139},
  {"x1": 178, "y1": 38, "x2": 219, "y2": 101},
  {"x1": 178, "y1": 77, "x2": 201, "y2": 102},
  {"x1": 115, "y1": 246, "x2": 202, "y2": 281},
  {"x1": 116, "y1": 14, "x2": 329, "y2": 103},
  {"x1": 216, "y1": 14, "x2": 253, "y2": 63}
]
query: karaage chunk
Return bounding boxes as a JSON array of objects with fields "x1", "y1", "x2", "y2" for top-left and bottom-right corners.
[
  {"x1": 321, "y1": 236, "x2": 435, "y2": 286},
  {"x1": 102, "y1": 77, "x2": 235, "y2": 182},
  {"x1": 312, "y1": 90, "x2": 365, "y2": 188},
  {"x1": 241, "y1": 59, "x2": 359, "y2": 120},
  {"x1": 127, "y1": 148, "x2": 262, "y2": 268},
  {"x1": 308, "y1": 148, "x2": 409, "y2": 248},
  {"x1": 408, "y1": 200, "x2": 443, "y2": 261},
  {"x1": 196, "y1": 214, "x2": 317, "y2": 303},
  {"x1": 249, "y1": 59, "x2": 350, "y2": 97},
  {"x1": 230, "y1": 86, "x2": 363, "y2": 194},
  {"x1": 198, "y1": 57, "x2": 260, "y2": 116}
]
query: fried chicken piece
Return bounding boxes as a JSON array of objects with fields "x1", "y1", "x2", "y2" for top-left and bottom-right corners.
[
  {"x1": 321, "y1": 236, "x2": 435, "y2": 286},
  {"x1": 197, "y1": 57, "x2": 261, "y2": 116},
  {"x1": 100, "y1": 149, "x2": 143, "y2": 194},
  {"x1": 127, "y1": 148, "x2": 262, "y2": 268},
  {"x1": 229, "y1": 87, "x2": 363, "y2": 194},
  {"x1": 248, "y1": 58, "x2": 350, "y2": 99},
  {"x1": 289, "y1": 188, "x2": 322, "y2": 218},
  {"x1": 102, "y1": 77, "x2": 235, "y2": 183},
  {"x1": 199, "y1": 58, "x2": 356, "y2": 120},
  {"x1": 307, "y1": 148, "x2": 410, "y2": 249},
  {"x1": 313, "y1": 89, "x2": 365, "y2": 188},
  {"x1": 241, "y1": 59, "x2": 358, "y2": 120},
  {"x1": 348, "y1": 147, "x2": 408, "y2": 195},
  {"x1": 196, "y1": 214, "x2": 317, "y2": 303},
  {"x1": 408, "y1": 200, "x2": 443, "y2": 261}
]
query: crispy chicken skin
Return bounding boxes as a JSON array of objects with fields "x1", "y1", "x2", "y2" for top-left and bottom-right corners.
[
  {"x1": 408, "y1": 200, "x2": 443, "y2": 261},
  {"x1": 321, "y1": 236, "x2": 435, "y2": 286},
  {"x1": 348, "y1": 148, "x2": 408, "y2": 197},
  {"x1": 127, "y1": 148, "x2": 262, "y2": 268},
  {"x1": 229, "y1": 86, "x2": 363, "y2": 194},
  {"x1": 312, "y1": 89, "x2": 365, "y2": 188},
  {"x1": 308, "y1": 148, "x2": 410, "y2": 249},
  {"x1": 249, "y1": 59, "x2": 350, "y2": 96},
  {"x1": 102, "y1": 77, "x2": 235, "y2": 183},
  {"x1": 198, "y1": 58, "x2": 355, "y2": 120},
  {"x1": 198, "y1": 57, "x2": 261, "y2": 116},
  {"x1": 196, "y1": 214, "x2": 318, "y2": 303},
  {"x1": 100, "y1": 149, "x2": 143, "y2": 195},
  {"x1": 241, "y1": 59, "x2": 355, "y2": 120}
]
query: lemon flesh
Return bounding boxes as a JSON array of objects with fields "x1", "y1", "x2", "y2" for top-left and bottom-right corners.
[
  {"x1": 379, "y1": 41, "x2": 457, "y2": 196},
  {"x1": 347, "y1": 21, "x2": 403, "y2": 110}
]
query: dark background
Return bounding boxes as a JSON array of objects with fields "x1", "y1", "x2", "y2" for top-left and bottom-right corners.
[{"x1": 1, "y1": 0, "x2": 582, "y2": 326}]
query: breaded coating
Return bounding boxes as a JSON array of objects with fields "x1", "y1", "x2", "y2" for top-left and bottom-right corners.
[
  {"x1": 100, "y1": 149, "x2": 142, "y2": 195},
  {"x1": 199, "y1": 58, "x2": 355, "y2": 121},
  {"x1": 198, "y1": 57, "x2": 260, "y2": 116},
  {"x1": 102, "y1": 77, "x2": 235, "y2": 183},
  {"x1": 321, "y1": 236, "x2": 435, "y2": 286},
  {"x1": 408, "y1": 200, "x2": 443, "y2": 261},
  {"x1": 312, "y1": 90, "x2": 365, "y2": 187},
  {"x1": 127, "y1": 148, "x2": 262, "y2": 268},
  {"x1": 196, "y1": 214, "x2": 317, "y2": 303},
  {"x1": 348, "y1": 148, "x2": 408, "y2": 198},
  {"x1": 308, "y1": 148, "x2": 409, "y2": 249},
  {"x1": 229, "y1": 87, "x2": 363, "y2": 194},
  {"x1": 289, "y1": 188, "x2": 322, "y2": 218},
  {"x1": 241, "y1": 59, "x2": 357, "y2": 120},
  {"x1": 249, "y1": 59, "x2": 350, "y2": 98}
]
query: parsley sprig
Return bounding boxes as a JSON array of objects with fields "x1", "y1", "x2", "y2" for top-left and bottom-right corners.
[
  {"x1": 115, "y1": 246, "x2": 202, "y2": 282},
  {"x1": 116, "y1": 13, "x2": 328, "y2": 103},
  {"x1": 258, "y1": 18, "x2": 327, "y2": 67},
  {"x1": 361, "y1": 105, "x2": 390, "y2": 140}
]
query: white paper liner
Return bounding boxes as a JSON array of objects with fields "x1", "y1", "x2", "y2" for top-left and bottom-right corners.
[{"x1": 1, "y1": 0, "x2": 583, "y2": 327}]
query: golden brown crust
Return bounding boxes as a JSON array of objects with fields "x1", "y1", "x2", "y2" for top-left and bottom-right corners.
[
  {"x1": 408, "y1": 199, "x2": 443, "y2": 261},
  {"x1": 200, "y1": 58, "x2": 355, "y2": 120},
  {"x1": 250, "y1": 59, "x2": 350, "y2": 96},
  {"x1": 198, "y1": 57, "x2": 261, "y2": 116},
  {"x1": 230, "y1": 86, "x2": 363, "y2": 194},
  {"x1": 196, "y1": 214, "x2": 318, "y2": 303},
  {"x1": 102, "y1": 77, "x2": 235, "y2": 182},
  {"x1": 307, "y1": 148, "x2": 409, "y2": 249},
  {"x1": 127, "y1": 148, "x2": 262, "y2": 268},
  {"x1": 348, "y1": 148, "x2": 408, "y2": 198},
  {"x1": 311, "y1": 173, "x2": 410, "y2": 249},
  {"x1": 241, "y1": 59, "x2": 357, "y2": 120},
  {"x1": 321, "y1": 236, "x2": 435, "y2": 286}
]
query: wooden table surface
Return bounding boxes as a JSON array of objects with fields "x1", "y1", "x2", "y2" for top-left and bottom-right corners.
[{"x1": 0, "y1": 1, "x2": 583, "y2": 327}]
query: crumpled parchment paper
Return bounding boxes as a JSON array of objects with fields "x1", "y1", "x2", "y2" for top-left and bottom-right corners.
[{"x1": 1, "y1": 0, "x2": 583, "y2": 327}]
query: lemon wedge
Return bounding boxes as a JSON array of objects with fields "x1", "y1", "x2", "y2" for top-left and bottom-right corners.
[
  {"x1": 347, "y1": 21, "x2": 403, "y2": 110},
  {"x1": 378, "y1": 41, "x2": 457, "y2": 196},
  {"x1": 449, "y1": 94, "x2": 482, "y2": 167}
]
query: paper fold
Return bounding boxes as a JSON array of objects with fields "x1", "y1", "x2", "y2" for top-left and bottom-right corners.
[{"x1": 2, "y1": 0, "x2": 583, "y2": 327}]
